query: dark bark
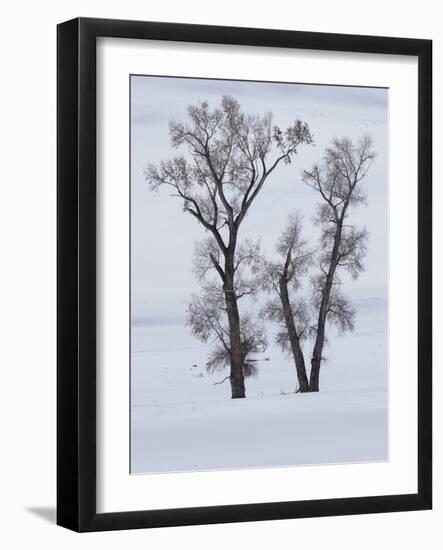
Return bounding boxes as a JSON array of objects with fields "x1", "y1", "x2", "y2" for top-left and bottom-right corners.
[
  {"x1": 278, "y1": 277, "x2": 310, "y2": 393},
  {"x1": 309, "y1": 218, "x2": 344, "y2": 391},
  {"x1": 224, "y1": 252, "x2": 245, "y2": 399},
  {"x1": 309, "y1": 357, "x2": 321, "y2": 392}
]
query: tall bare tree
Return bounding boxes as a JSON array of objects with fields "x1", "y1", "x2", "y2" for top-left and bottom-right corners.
[
  {"x1": 304, "y1": 135, "x2": 374, "y2": 391},
  {"x1": 260, "y1": 213, "x2": 312, "y2": 392},
  {"x1": 145, "y1": 96, "x2": 312, "y2": 398}
]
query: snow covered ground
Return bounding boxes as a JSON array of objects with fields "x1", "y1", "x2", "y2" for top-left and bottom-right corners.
[{"x1": 131, "y1": 297, "x2": 387, "y2": 474}]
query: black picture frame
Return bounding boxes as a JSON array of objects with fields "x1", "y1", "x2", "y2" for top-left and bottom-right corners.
[{"x1": 57, "y1": 17, "x2": 432, "y2": 532}]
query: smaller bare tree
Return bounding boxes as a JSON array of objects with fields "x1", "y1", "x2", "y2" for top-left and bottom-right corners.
[
  {"x1": 260, "y1": 213, "x2": 312, "y2": 392},
  {"x1": 303, "y1": 135, "x2": 374, "y2": 391}
]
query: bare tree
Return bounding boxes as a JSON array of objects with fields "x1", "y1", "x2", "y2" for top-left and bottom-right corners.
[
  {"x1": 260, "y1": 213, "x2": 312, "y2": 392},
  {"x1": 303, "y1": 135, "x2": 374, "y2": 391},
  {"x1": 145, "y1": 96, "x2": 312, "y2": 398}
]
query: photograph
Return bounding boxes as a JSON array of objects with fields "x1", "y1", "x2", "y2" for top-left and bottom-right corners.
[{"x1": 130, "y1": 75, "x2": 388, "y2": 474}]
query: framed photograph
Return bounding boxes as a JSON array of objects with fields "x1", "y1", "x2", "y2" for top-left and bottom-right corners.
[{"x1": 57, "y1": 17, "x2": 432, "y2": 532}]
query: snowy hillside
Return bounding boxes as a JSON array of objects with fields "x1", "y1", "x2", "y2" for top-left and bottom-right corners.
[{"x1": 131, "y1": 298, "x2": 387, "y2": 474}]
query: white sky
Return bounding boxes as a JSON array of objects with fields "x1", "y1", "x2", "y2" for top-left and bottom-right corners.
[{"x1": 130, "y1": 76, "x2": 388, "y2": 325}]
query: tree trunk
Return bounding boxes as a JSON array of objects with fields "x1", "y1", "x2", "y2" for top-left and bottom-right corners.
[
  {"x1": 310, "y1": 221, "x2": 343, "y2": 392},
  {"x1": 310, "y1": 274, "x2": 332, "y2": 392},
  {"x1": 224, "y1": 259, "x2": 246, "y2": 399},
  {"x1": 309, "y1": 357, "x2": 321, "y2": 392},
  {"x1": 279, "y1": 278, "x2": 310, "y2": 393}
]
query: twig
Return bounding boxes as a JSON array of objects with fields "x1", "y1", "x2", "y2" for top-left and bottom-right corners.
[{"x1": 213, "y1": 375, "x2": 230, "y2": 386}]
